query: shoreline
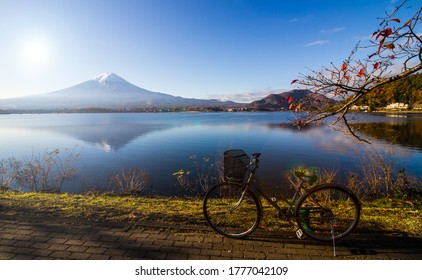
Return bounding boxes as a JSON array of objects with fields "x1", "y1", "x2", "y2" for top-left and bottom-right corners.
[{"x1": 1, "y1": 109, "x2": 422, "y2": 115}]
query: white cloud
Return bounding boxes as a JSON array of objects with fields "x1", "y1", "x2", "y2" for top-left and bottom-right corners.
[
  {"x1": 209, "y1": 92, "x2": 266, "y2": 103},
  {"x1": 305, "y1": 40, "x2": 329, "y2": 47},
  {"x1": 386, "y1": 58, "x2": 420, "y2": 77},
  {"x1": 321, "y1": 27, "x2": 346, "y2": 34},
  {"x1": 209, "y1": 89, "x2": 289, "y2": 103},
  {"x1": 289, "y1": 14, "x2": 314, "y2": 24},
  {"x1": 352, "y1": 34, "x2": 373, "y2": 41}
]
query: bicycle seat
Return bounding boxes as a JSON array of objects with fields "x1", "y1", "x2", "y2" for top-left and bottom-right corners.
[{"x1": 294, "y1": 170, "x2": 318, "y2": 185}]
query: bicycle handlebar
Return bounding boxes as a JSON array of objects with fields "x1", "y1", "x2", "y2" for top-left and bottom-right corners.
[
  {"x1": 249, "y1": 153, "x2": 261, "y2": 170},
  {"x1": 252, "y1": 153, "x2": 261, "y2": 158}
]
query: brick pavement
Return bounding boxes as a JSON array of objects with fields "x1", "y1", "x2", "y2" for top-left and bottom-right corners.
[{"x1": 0, "y1": 215, "x2": 421, "y2": 260}]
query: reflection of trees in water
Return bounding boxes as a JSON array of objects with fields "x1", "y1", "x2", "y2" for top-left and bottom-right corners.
[{"x1": 351, "y1": 119, "x2": 422, "y2": 149}]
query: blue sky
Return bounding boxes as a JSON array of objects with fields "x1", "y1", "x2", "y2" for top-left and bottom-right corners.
[{"x1": 0, "y1": 0, "x2": 412, "y2": 102}]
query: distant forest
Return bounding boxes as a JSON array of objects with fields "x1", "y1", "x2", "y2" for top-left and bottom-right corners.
[{"x1": 357, "y1": 73, "x2": 422, "y2": 108}]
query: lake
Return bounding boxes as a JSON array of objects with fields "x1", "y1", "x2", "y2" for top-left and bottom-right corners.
[{"x1": 0, "y1": 112, "x2": 421, "y2": 196}]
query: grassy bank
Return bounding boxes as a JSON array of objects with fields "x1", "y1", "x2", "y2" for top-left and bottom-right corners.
[{"x1": 1, "y1": 190, "x2": 420, "y2": 238}]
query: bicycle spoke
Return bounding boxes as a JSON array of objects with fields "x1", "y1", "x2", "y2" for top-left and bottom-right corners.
[
  {"x1": 203, "y1": 183, "x2": 261, "y2": 238},
  {"x1": 295, "y1": 184, "x2": 360, "y2": 241}
]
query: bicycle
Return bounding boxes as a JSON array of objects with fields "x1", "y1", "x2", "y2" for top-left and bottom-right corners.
[{"x1": 203, "y1": 149, "x2": 361, "y2": 244}]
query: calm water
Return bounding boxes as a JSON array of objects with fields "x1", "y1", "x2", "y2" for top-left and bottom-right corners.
[{"x1": 0, "y1": 112, "x2": 421, "y2": 196}]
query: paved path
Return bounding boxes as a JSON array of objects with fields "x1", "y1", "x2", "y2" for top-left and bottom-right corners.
[{"x1": 0, "y1": 215, "x2": 421, "y2": 260}]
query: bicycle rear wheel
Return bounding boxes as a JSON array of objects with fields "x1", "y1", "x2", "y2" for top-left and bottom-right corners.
[
  {"x1": 203, "y1": 183, "x2": 261, "y2": 238},
  {"x1": 295, "y1": 184, "x2": 360, "y2": 242}
]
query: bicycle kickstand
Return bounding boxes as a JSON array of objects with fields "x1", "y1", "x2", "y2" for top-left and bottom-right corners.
[{"x1": 331, "y1": 220, "x2": 336, "y2": 257}]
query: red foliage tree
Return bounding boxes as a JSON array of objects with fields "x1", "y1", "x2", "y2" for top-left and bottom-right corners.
[{"x1": 292, "y1": 0, "x2": 422, "y2": 138}]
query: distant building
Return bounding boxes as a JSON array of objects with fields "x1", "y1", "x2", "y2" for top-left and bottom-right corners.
[
  {"x1": 351, "y1": 105, "x2": 369, "y2": 111},
  {"x1": 386, "y1": 103, "x2": 409, "y2": 110},
  {"x1": 412, "y1": 103, "x2": 422, "y2": 110}
]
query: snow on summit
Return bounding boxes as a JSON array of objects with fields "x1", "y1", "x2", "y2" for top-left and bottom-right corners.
[{"x1": 93, "y1": 72, "x2": 127, "y2": 85}]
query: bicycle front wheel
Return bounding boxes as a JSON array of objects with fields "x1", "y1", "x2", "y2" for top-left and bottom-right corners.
[
  {"x1": 295, "y1": 184, "x2": 360, "y2": 242},
  {"x1": 203, "y1": 183, "x2": 261, "y2": 238}
]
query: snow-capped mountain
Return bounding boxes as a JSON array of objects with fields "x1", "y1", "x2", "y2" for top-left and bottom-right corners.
[
  {"x1": 94, "y1": 72, "x2": 126, "y2": 86},
  {"x1": 0, "y1": 73, "x2": 239, "y2": 111}
]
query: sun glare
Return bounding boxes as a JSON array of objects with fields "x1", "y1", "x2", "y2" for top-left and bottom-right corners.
[{"x1": 21, "y1": 38, "x2": 50, "y2": 67}]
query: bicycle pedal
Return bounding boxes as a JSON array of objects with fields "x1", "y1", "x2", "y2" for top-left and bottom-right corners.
[{"x1": 296, "y1": 229, "x2": 304, "y2": 239}]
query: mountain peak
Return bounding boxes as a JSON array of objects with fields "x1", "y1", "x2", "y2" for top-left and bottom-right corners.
[
  {"x1": 0, "y1": 72, "x2": 240, "y2": 111},
  {"x1": 92, "y1": 72, "x2": 126, "y2": 85}
]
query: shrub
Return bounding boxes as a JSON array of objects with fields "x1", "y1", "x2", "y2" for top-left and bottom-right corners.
[
  {"x1": 358, "y1": 147, "x2": 395, "y2": 196},
  {"x1": 346, "y1": 146, "x2": 422, "y2": 202},
  {"x1": 391, "y1": 169, "x2": 422, "y2": 203},
  {"x1": 108, "y1": 167, "x2": 151, "y2": 196},
  {"x1": 0, "y1": 158, "x2": 21, "y2": 191},
  {"x1": 15, "y1": 147, "x2": 80, "y2": 193},
  {"x1": 172, "y1": 155, "x2": 221, "y2": 195}
]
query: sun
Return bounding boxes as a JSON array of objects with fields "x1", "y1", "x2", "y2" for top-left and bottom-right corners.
[{"x1": 21, "y1": 38, "x2": 50, "y2": 68}]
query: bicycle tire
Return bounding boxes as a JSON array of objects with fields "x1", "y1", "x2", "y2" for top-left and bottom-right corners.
[
  {"x1": 203, "y1": 182, "x2": 261, "y2": 238},
  {"x1": 295, "y1": 184, "x2": 360, "y2": 242}
]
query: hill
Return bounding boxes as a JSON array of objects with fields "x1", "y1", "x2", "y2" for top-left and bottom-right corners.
[
  {"x1": 358, "y1": 73, "x2": 422, "y2": 109},
  {"x1": 246, "y1": 89, "x2": 331, "y2": 111}
]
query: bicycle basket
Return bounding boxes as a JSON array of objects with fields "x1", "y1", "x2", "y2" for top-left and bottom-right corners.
[{"x1": 224, "y1": 149, "x2": 250, "y2": 182}]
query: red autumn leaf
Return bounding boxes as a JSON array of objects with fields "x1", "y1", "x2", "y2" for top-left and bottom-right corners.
[
  {"x1": 343, "y1": 70, "x2": 349, "y2": 79},
  {"x1": 341, "y1": 62, "x2": 347, "y2": 71},
  {"x1": 280, "y1": 98, "x2": 284, "y2": 104},
  {"x1": 391, "y1": 18, "x2": 401, "y2": 23},
  {"x1": 374, "y1": 62, "x2": 380, "y2": 69},
  {"x1": 291, "y1": 79, "x2": 298, "y2": 84},
  {"x1": 357, "y1": 68, "x2": 365, "y2": 77},
  {"x1": 287, "y1": 96, "x2": 293, "y2": 104},
  {"x1": 375, "y1": 28, "x2": 392, "y2": 41},
  {"x1": 390, "y1": 55, "x2": 396, "y2": 59},
  {"x1": 298, "y1": 120, "x2": 303, "y2": 125}
]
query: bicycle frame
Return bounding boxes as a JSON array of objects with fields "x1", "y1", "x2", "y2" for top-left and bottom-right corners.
[
  {"x1": 235, "y1": 155, "x2": 306, "y2": 221},
  {"x1": 206, "y1": 151, "x2": 360, "y2": 248}
]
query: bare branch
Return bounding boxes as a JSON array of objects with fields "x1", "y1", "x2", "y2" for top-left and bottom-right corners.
[{"x1": 342, "y1": 116, "x2": 371, "y2": 144}]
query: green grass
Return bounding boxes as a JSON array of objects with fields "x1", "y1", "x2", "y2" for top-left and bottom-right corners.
[
  {"x1": 359, "y1": 198, "x2": 422, "y2": 236},
  {"x1": 0, "y1": 191, "x2": 205, "y2": 226},
  {"x1": 0, "y1": 191, "x2": 420, "y2": 237}
]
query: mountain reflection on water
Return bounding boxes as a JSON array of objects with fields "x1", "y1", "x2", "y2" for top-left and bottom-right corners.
[
  {"x1": 0, "y1": 112, "x2": 421, "y2": 195},
  {"x1": 33, "y1": 123, "x2": 172, "y2": 152}
]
